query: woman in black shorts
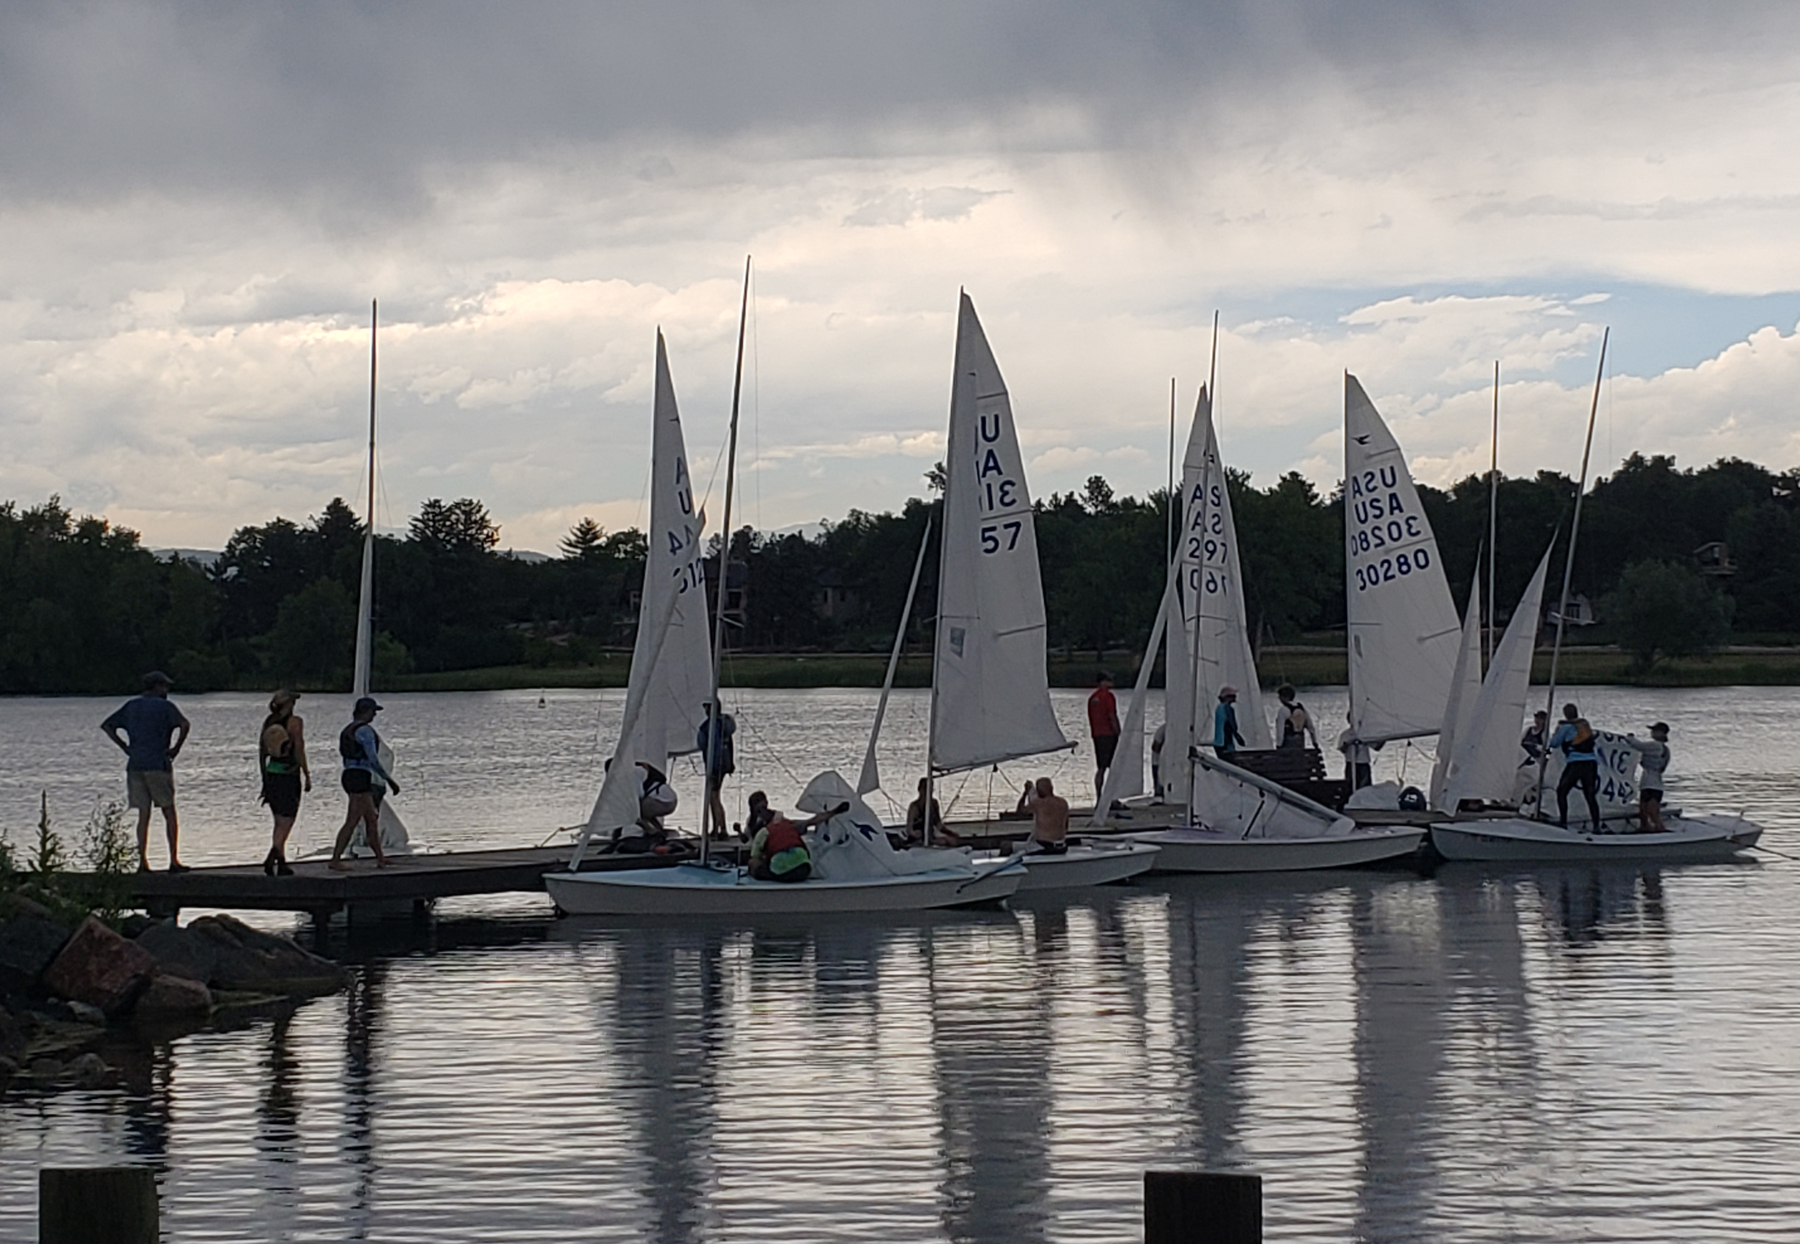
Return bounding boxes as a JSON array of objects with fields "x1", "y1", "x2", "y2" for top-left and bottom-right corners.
[{"x1": 259, "y1": 690, "x2": 311, "y2": 876}]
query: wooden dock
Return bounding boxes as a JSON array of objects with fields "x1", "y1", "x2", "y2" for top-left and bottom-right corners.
[{"x1": 129, "y1": 845, "x2": 678, "y2": 931}]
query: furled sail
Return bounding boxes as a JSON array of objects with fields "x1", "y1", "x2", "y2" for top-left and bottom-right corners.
[
  {"x1": 624, "y1": 332, "x2": 715, "y2": 772},
  {"x1": 1428, "y1": 574, "x2": 1485, "y2": 811},
  {"x1": 1179, "y1": 387, "x2": 1270, "y2": 750},
  {"x1": 1442, "y1": 544, "x2": 1552, "y2": 809},
  {"x1": 1190, "y1": 751, "x2": 1356, "y2": 839},
  {"x1": 930, "y1": 294, "x2": 1069, "y2": 772},
  {"x1": 1343, "y1": 375, "x2": 1461, "y2": 743}
]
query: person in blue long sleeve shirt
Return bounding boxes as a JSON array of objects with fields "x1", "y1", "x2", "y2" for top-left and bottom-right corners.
[
  {"x1": 330, "y1": 697, "x2": 396, "y2": 870},
  {"x1": 1213, "y1": 686, "x2": 1245, "y2": 757},
  {"x1": 1546, "y1": 702, "x2": 1600, "y2": 831}
]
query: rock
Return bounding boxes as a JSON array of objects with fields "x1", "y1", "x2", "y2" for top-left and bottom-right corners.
[
  {"x1": 66, "y1": 1001, "x2": 107, "y2": 1026},
  {"x1": 0, "y1": 891, "x2": 55, "y2": 922},
  {"x1": 134, "y1": 972, "x2": 212, "y2": 1018},
  {"x1": 43, "y1": 917, "x2": 156, "y2": 1017},
  {"x1": 0, "y1": 1055, "x2": 16, "y2": 1083},
  {"x1": 30, "y1": 1056, "x2": 63, "y2": 1082},
  {"x1": 0, "y1": 1007, "x2": 24, "y2": 1061},
  {"x1": 133, "y1": 920, "x2": 218, "y2": 984},
  {"x1": 188, "y1": 914, "x2": 347, "y2": 997},
  {"x1": 0, "y1": 912, "x2": 73, "y2": 994},
  {"x1": 120, "y1": 913, "x2": 155, "y2": 939},
  {"x1": 68, "y1": 1051, "x2": 109, "y2": 1087}
]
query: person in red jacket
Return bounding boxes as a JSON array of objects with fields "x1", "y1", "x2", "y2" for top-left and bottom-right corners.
[{"x1": 1087, "y1": 670, "x2": 1121, "y2": 804}]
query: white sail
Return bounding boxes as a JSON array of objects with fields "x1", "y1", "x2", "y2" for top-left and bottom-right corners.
[
  {"x1": 1190, "y1": 751, "x2": 1356, "y2": 839},
  {"x1": 1428, "y1": 575, "x2": 1484, "y2": 811},
  {"x1": 1343, "y1": 374, "x2": 1462, "y2": 744},
  {"x1": 858, "y1": 519, "x2": 931, "y2": 796},
  {"x1": 1443, "y1": 545, "x2": 1552, "y2": 810},
  {"x1": 624, "y1": 332, "x2": 715, "y2": 773},
  {"x1": 1180, "y1": 387, "x2": 1270, "y2": 750},
  {"x1": 930, "y1": 293, "x2": 1069, "y2": 772},
  {"x1": 1091, "y1": 570, "x2": 1171, "y2": 824}
]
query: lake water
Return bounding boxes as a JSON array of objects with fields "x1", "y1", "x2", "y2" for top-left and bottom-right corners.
[{"x1": 2, "y1": 685, "x2": 1798, "y2": 1241}]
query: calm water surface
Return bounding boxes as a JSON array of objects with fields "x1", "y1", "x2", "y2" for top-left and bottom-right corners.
[{"x1": 1, "y1": 686, "x2": 1797, "y2": 1241}]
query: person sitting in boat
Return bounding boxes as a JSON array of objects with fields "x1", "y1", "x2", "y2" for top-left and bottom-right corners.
[
  {"x1": 1625, "y1": 723, "x2": 1671, "y2": 834},
  {"x1": 1276, "y1": 685, "x2": 1319, "y2": 751},
  {"x1": 1520, "y1": 710, "x2": 1549, "y2": 765},
  {"x1": 1025, "y1": 776, "x2": 1070, "y2": 855},
  {"x1": 1547, "y1": 703, "x2": 1602, "y2": 832},
  {"x1": 1213, "y1": 687, "x2": 1245, "y2": 758},
  {"x1": 745, "y1": 789, "x2": 777, "y2": 842},
  {"x1": 747, "y1": 803, "x2": 843, "y2": 883},
  {"x1": 903, "y1": 777, "x2": 959, "y2": 846}
]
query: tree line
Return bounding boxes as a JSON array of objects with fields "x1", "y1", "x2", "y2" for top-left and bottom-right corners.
[{"x1": 2, "y1": 451, "x2": 1792, "y2": 694}]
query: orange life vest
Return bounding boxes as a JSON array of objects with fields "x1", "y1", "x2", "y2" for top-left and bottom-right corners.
[{"x1": 764, "y1": 818, "x2": 805, "y2": 855}]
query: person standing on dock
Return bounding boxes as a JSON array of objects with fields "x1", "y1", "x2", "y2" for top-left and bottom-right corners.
[
  {"x1": 100, "y1": 670, "x2": 192, "y2": 873},
  {"x1": 259, "y1": 690, "x2": 310, "y2": 877},
  {"x1": 330, "y1": 697, "x2": 395, "y2": 871},
  {"x1": 1337, "y1": 727, "x2": 1374, "y2": 790},
  {"x1": 697, "y1": 699, "x2": 736, "y2": 838},
  {"x1": 1213, "y1": 686, "x2": 1245, "y2": 758},
  {"x1": 1276, "y1": 685, "x2": 1319, "y2": 751},
  {"x1": 1087, "y1": 671, "x2": 1120, "y2": 803}
]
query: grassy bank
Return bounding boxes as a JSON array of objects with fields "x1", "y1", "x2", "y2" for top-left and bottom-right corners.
[{"x1": 383, "y1": 646, "x2": 1800, "y2": 692}]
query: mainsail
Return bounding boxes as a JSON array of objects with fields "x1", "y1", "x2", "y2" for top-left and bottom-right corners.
[
  {"x1": 1427, "y1": 574, "x2": 1484, "y2": 810},
  {"x1": 624, "y1": 332, "x2": 715, "y2": 773},
  {"x1": 1343, "y1": 375, "x2": 1461, "y2": 743},
  {"x1": 929, "y1": 293, "x2": 1069, "y2": 772},
  {"x1": 1179, "y1": 387, "x2": 1269, "y2": 750},
  {"x1": 1441, "y1": 545, "x2": 1552, "y2": 810}
]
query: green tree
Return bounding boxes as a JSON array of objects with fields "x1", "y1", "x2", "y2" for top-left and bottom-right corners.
[
  {"x1": 266, "y1": 578, "x2": 357, "y2": 686},
  {"x1": 410, "y1": 498, "x2": 501, "y2": 554},
  {"x1": 1601, "y1": 559, "x2": 1732, "y2": 671},
  {"x1": 562, "y1": 517, "x2": 605, "y2": 560}
]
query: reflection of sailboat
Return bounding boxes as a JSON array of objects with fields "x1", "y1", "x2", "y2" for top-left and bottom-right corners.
[
  {"x1": 351, "y1": 301, "x2": 411, "y2": 856},
  {"x1": 545, "y1": 296, "x2": 1023, "y2": 915}
]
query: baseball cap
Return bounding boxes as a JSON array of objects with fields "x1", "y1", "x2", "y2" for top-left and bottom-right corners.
[{"x1": 354, "y1": 696, "x2": 384, "y2": 715}]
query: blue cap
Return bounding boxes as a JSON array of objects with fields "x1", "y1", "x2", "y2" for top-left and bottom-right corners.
[{"x1": 354, "y1": 696, "x2": 383, "y2": 715}]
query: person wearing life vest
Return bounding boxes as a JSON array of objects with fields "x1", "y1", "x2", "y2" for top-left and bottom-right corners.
[
  {"x1": 330, "y1": 697, "x2": 396, "y2": 871},
  {"x1": 1547, "y1": 702, "x2": 1601, "y2": 832},
  {"x1": 747, "y1": 802, "x2": 844, "y2": 883}
]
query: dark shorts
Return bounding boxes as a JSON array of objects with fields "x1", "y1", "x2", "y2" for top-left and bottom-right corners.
[
  {"x1": 753, "y1": 860, "x2": 812, "y2": 883},
  {"x1": 706, "y1": 764, "x2": 734, "y2": 791},
  {"x1": 1093, "y1": 734, "x2": 1119, "y2": 769},
  {"x1": 341, "y1": 769, "x2": 385, "y2": 806},
  {"x1": 1641, "y1": 788, "x2": 1663, "y2": 805},
  {"x1": 261, "y1": 771, "x2": 302, "y2": 818}
]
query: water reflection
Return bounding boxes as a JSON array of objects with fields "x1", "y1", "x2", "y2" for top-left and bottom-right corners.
[
  {"x1": 340, "y1": 960, "x2": 386, "y2": 1240},
  {"x1": 255, "y1": 1012, "x2": 302, "y2": 1230}
]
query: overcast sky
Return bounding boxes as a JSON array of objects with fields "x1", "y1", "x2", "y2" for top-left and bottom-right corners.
[{"x1": 5, "y1": 1, "x2": 1800, "y2": 550}]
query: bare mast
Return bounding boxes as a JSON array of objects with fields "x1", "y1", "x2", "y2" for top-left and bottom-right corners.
[{"x1": 699, "y1": 257, "x2": 752, "y2": 863}]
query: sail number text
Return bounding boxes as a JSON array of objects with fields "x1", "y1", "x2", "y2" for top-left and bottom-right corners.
[
  {"x1": 974, "y1": 411, "x2": 1027, "y2": 556},
  {"x1": 1347, "y1": 465, "x2": 1432, "y2": 591}
]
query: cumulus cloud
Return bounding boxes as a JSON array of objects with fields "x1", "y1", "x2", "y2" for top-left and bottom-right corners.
[{"x1": 2, "y1": 3, "x2": 1800, "y2": 545}]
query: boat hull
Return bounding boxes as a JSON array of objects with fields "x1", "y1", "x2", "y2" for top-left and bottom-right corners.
[
  {"x1": 545, "y1": 859, "x2": 1023, "y2": 916},
  {"x1": 1001, "y1": 842, "x2": 1160, "y2": 891},
  {"x1": 1128, "y1": 827, "x2": 1424, "y2": 873},
  {"x1": 1430, "y1": 814, "x2": 1762, "y2": 863}
]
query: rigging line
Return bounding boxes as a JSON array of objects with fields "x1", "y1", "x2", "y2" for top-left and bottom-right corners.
[{"x1": 751, "y1": 263, "x2": 762, "y2": 534}]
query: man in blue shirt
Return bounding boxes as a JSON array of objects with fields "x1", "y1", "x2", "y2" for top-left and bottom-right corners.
[
  {"x1": 1213, "y1": 686, "x2": 1245, "y2": 758},
  {"x1": 1546, "y1": 702, "x2": 1601, "y2": 832},
  {"x1": 100, "y1": 671, "x2": 192, "y2": 872}
]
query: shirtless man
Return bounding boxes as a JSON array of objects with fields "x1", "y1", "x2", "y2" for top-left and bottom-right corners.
[{"x1": 1026, "y1": 777, "x2": 1070, "y2": 855}]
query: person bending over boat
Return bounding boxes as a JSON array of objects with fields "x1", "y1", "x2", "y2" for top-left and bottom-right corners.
[
  {"x1": 1025, "y1": 777, "x2": 1070, "y2": 855},
  {"x1": 1547, "y1": 703, "x2": 1601, "y2": 833},
  {"x1": 1625, "y1": 723, "x2": 1671, "y2": 834},
  {"x1": 1213, "y1": 687, "x2": 1245, "y2": 758},
  {"x1": 748, "y1": 803, "x2": 843, "y2": 882},
  {"x1": 330, "y1": 697, "x2": 395, "y2": 871}
]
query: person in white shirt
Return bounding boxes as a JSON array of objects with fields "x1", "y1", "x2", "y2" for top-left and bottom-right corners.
[{"x1": 1625, "y1": 722, "x2": 1671, "y2": 834}]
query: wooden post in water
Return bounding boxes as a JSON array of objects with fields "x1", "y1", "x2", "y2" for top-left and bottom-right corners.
[
  {"x1": 1144, "y1": 1170, "x2": 1261, "y2": 1244},
  {"x1": 40, "y1": 1167, "x2": 158, "y2": 1244}
]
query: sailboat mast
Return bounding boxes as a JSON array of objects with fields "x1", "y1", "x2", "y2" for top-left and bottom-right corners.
[
  {"x1": 1182, "y1": 316, "x2": 1220, "y2": 827},
  {"x1": 367, "y1": 300, "x2": 378, "y2": 530},
  {"x1": 700, "y1": 256, "x2": 752, "y2": 863},
  {"x1": 352, "y1": 299, "x2": 379, "y2": 700},
  {"x1": 1536, "y1": 329, "x2": 1609, "y2": 809},
  {"x1": 1487, "y1": 361, "x2": 1499, "y2": 665},
  {"x1": 858, "y1": 517, "x2": 931, "y2": 795},
  {"x1": 1166, "y1": 377, "x2": 1176, "y2": 568}
]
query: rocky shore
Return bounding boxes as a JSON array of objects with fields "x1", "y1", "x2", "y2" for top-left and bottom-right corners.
[{"x1": 0, "y1": 892, "x2": 346, "y2": 1091}]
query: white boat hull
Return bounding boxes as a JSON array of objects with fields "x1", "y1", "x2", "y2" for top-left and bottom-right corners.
[
  {"x1": 1128, "y1": 826, "x2": 1424, "y2": 873},
  {"x1": 992, "y1": 842, "x2": 1161, "y2": 891},
  {"x1": 1430, "y1": 814, "x2": 1762, "y2": 863},
  {"x1": 545, "y1": 859, "x2": 1024, "y2": 916}
]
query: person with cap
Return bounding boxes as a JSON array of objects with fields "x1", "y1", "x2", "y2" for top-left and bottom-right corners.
[
  {"x1": 1087, "y1": 670, "x2": 1121, "y2": 803},
  {"x1": 696, "y1": 698, "x2": 736, "y2": 838},
  {"x1": 1213, "y1": 686, "x2": 1245, "y2": 758},
  {"x1": 330, "y1": 696, "x2": 396, "y2": 871},
  {"x1": 258, "y1": 689, "x2": 311, "y2": 876},
  {"x1": 1520, "y1": 710, "x2": 1550, "y2": 766},
  {"x1": 1625, "y1": 722, "x2": 1672, "y2": 833},
  {"x1": 100, "y1": 670, "x2": 192, "y2": 872},
  {"x1": 1276, "y1": 684, "x2": 1319, "y2": 751}
]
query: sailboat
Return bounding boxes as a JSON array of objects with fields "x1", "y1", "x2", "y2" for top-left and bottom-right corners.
[
  {"x1": 544, "y1": 282, "x2": 1025, "y2": 916},
  {"x1": 1426, "y1": 339, "x2": 1762, "y2": 862},
  {"x1": 1125, "y1": 385, "x2": 1422, "y2": 871},
  {"x1": 349, "y1": 300, "x2": 411, "y2": 856}
]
